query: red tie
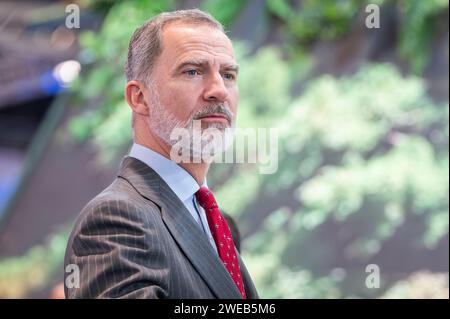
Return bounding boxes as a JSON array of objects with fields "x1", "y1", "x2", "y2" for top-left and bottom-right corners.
[{"x1": 195, "y1": 186, "x2": 247, "y2": 299}]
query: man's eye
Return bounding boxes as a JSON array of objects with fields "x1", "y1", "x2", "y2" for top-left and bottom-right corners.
[
  {"x1": 223, "y1": 73, "x2": 236, "y2": 80},
  {"x1": 185, "y1": 69, "x2": 199, "y2": 76}
]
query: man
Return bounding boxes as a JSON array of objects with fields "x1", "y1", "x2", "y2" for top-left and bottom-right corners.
[{"x1": 64, "y1": 9, "x2": 259, "y2": 299}]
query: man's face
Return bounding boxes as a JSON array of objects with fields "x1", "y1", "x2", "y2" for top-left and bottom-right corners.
[{"x1": 145, "y1": 22, "x2": 239, "y2": 150}]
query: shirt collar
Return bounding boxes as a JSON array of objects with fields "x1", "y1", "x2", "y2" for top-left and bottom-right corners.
[{"x1": 128, "y1": 143, "x2": 207, "y2": 202}]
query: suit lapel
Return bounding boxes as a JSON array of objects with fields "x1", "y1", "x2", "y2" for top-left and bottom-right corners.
[{"x1": 118, "y1": 156, "x2": 242, "y2": 299}]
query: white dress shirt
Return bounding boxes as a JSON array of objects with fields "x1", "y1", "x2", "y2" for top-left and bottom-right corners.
[{"x1": 129, "y1": 143, "x2": 218, "y2": 255}]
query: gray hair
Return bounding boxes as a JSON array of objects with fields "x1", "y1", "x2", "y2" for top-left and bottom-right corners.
[{"x1": 125, "y1": 9, "x2": 225, "y2": 83}]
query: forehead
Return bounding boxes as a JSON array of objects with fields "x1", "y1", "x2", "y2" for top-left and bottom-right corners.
[{"x1": 159, "y1": 22, "x2": 236, "y2": 65}]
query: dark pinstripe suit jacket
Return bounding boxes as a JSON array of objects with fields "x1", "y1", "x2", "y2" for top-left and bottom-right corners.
[{"x1": 64, "y1": 156, "x2": 259, "y2": 299}]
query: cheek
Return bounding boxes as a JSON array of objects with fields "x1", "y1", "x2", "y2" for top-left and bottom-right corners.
[
  {"x1": 162, "y1": 84, "x2": 200, "y2": 118},
  {"x1": 229, "y1": 87, "x2": 239, "y2": 113}
]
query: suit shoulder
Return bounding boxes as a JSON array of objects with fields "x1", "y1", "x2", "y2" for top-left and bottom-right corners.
[{"x1": 72, "y1": 177, "x2": 160, "y2": 230}]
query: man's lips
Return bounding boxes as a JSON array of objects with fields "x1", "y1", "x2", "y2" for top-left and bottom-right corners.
[{"x1": 197, "y1": 113, "x2": 230, "y2": 123}]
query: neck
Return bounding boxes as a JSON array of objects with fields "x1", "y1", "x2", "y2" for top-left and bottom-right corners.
[
  {"x1": 134, "y1": 128, "x2": 210, "y2": 186},
  {"x1": 178, "y1": 161, "x2": 210, "y2": 186}
]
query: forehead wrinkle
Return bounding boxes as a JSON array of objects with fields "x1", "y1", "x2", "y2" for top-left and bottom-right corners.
[
  {"x1": 173, "y1": 41, "x2": 234, "y2": 58},
  {"x1": 171, "y1": 45, "x2": 236, "y2": 74},
  {"x1": 164, "y1": 25, "x2": 234, "y2": 54},
  {"x1": 176, "y1": 51, "x2": 235, "y2": 65},
  {"x1": 161, "y1": 24, "x2": 236, "y2": 74},
  {"x1": 167, "y1": 24, "x2": 231, "y2": 47}
]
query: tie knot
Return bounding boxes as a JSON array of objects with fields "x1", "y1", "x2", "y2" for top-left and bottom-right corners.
[{"x1": 195, "y1": 186, "x2": 218, "y2": 210}]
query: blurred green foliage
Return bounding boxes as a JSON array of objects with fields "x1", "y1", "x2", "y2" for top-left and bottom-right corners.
[
  {"x1": 266, "y1": 0, "x2": 449, "y2": 73},
  {"x1": 0, "y1": 0, "x2": 448, "y2": 298},
  {"x1": 267, "y1": 0, "x2": 360, "y2": 41},
  {"x1": 0, "y1": 227, "x2": 69, "y2": 298},
  {"x1": 381, "y1": 271, "x2": 449, "y2": 298},
  {"x1": 225, "y1": 60, "x2": 448, "y2": 297},
  {"x1": 398, "y1": 0, "x2": 449, "y2": 73}
]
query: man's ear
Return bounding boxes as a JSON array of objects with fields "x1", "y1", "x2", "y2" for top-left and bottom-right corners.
[{"x1": 125, "y1": 80, "x2": 150, "y2": 116}]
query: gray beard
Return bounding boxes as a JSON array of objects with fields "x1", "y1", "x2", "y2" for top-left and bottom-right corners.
[{"x1": 147, "y1": 89, "x2": 235, "y2": 160}]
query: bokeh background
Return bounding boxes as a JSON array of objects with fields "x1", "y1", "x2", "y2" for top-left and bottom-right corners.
[{"x1": 0, "y1": 0, "x2": 448, "y2": 298}]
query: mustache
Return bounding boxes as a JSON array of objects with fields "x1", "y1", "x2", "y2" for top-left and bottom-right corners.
[{"x1": 192, "y1": 103, "x2": 234, "y2": 123}]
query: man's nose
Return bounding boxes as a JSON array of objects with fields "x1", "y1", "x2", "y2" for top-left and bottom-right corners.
[{"x1": 203, "y1": 73, "x2": 228, "y2": 102}]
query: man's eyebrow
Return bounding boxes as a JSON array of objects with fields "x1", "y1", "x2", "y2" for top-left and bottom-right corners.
[
  {"x1": 174, "y1": 59, "x2": 239, "y2": 73},
  {"x1": 174, "y1": 59, "x2": 209, "y2": 71},
  {"x1": 222, "y1": 64, "x2": 239, "y2": 74}
]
